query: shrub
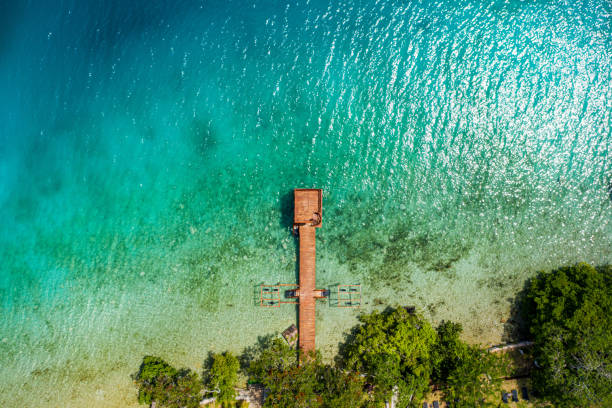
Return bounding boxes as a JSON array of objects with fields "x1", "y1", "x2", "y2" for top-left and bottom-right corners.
[
  {"x1": 522, "y1": 263, "x2": 612, "y2": 407},
  {"x1": 133, "y1": 356, "x2": 202, "y2": 408}
]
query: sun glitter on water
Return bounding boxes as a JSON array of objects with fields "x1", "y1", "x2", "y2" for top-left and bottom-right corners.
[{"x1": 0, "y1": 0, "x2": 610, "y2": 406}]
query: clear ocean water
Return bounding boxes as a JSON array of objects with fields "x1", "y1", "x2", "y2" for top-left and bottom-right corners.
[{"x1": 0, "y1": 0, "x2": 610, "y2": 406}]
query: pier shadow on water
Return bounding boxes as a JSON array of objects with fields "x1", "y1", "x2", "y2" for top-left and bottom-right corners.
[
  {"x1": 278, "y1": 189, "x2": 300, "y2": 284},
  {"x1": 279, "y1": 190, "x2": 294, "y2": 230}
]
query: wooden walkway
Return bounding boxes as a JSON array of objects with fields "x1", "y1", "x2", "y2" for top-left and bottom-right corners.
[
  {"x1": 293, "y1": 189, "x2": 323, "y2": 355},
  {"x1": 298, "y1": 225, "x2": 317, "y2": 352}
]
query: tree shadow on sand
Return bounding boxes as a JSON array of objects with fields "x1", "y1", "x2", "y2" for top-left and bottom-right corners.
[
  {"x1": 502, "y1": 278, "x2": 531, "y2": 343},
  {"x1": 498, "y1": 276, "x2": 538, "y2": 383},
  {"x1": 238, "y1": 333, "x2": 277, "y2": 373}
]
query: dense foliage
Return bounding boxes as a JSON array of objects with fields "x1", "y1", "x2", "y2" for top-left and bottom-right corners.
[
  {"x1": 316, "y1": 365, "x2": 367, "y2": 408},
  {"x1": 522, "y1": 263, "x2": 612, "y2": 407},
  {"x1": 341, "y1": 307, "x2": 437, "y2": 406},
  {"x1": 432, "y1": 321, "x2": 501, "y2": 407},
  {"x1": 206, "y1": 352, "x2": 240, "y2": 404},
  {"x1": 341, "y1": 308, "x2": 502, "y2": 407},
  {"x1": 248, "y1": 338, "x2": 366, "y2": 408},
  {"x1": 248, "y1": 337, "x2": 299, "y2": 383},
  {"x1": 133, "y1": 356, "x2": 202, "y2": 408}
]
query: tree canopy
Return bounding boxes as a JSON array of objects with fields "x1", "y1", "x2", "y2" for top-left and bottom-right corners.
[
  {"x1": 341, "y1": 307, "x2": 437, "y2": 406},
  {"x1": 133, "y1": 356, "x2": 202, "y2": 408},
  {"x1": 248, "y1": 338, "x2": 366, "y2": 408},
  {"x1": 432, "y1": 321, "x2": 501, "y2": 407},
  {"x1": 205, "y1": 351, "x2": 240, "y2": 404},
  {"x1": 341, "y1": 308, "x2": 502, "y2": 407},
  {"x1": 522, "y1": 263, "x2": 612, "y2": 407}
]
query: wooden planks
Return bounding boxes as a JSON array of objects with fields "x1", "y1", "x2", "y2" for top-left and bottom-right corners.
[
  {"x1": 292, "y1": 188, "x2": 324, "y2": 357},
  {"x1": 294, "y1": 189, "x2": 322, "y2": 227},
  {"x1": 298, "y1": 225, "x2": 317, "y2": 353}
]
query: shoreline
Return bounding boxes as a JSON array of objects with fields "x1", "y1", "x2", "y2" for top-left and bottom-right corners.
[{"x1": 2, "y1": 256, "x2": 607, "y2": 407}]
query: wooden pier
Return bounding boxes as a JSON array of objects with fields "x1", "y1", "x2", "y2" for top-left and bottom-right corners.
[
  {"x1": 260, "y1": 189, "x2": 359, "y2": 358},
  {"x1": 293, "y1": 189, "x2": 323, "y2": 355}
]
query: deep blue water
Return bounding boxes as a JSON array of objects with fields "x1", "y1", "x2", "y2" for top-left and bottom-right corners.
[{"x1": 0, "y1": 0, "x2": 610, "y2": 406}]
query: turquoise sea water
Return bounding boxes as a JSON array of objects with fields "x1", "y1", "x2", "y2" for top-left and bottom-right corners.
[{"x1": 1, "y1": 0, "x2": 610, "y2": 406}]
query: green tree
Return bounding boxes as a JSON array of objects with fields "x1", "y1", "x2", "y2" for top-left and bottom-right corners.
[
  {"x1": 522, "y1": 263, "x2": 612, "y2": 407},
  {"x1": 265, "y1": 359, "x2": 323, "y2": 408},
  {"x1": 317, "y1": 365, "x2": 366, "y2": 408},
  {"x1": 249, "y1": 338, "x2": 321, "y2": 407},
  {"x1": 133, "y1": 356, "x2": 177, "y2": 405},
  {"x1": 432, "y1": 321, "x2": 501, "y2": 407},
  {"x1": 340, "y1": 307, "x2": 437, "y2": 407},
  {"x1": 133, "y1": 356, "x2": 202, "y2": 408},
  {"x1": 248, "y1": 337, "x2": 298, "y2": 384},
  {"x1": 248, "y1": 337, "x2": 366, "y2": 407},
  {"x1": 206, "y1": 352, "x2": 240, "y2": 404}
]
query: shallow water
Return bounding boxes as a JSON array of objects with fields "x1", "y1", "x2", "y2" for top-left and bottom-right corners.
[{"x1": 0, "y1": 0, "x2": 610, "y2": 406}]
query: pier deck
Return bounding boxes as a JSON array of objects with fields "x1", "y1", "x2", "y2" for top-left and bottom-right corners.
[
  {"x1": 298, "y1": 225, "x2": 317, "y2": 352},
  {"x1": 293, "y1": 189, "x2": 323, "y2": 355}
]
